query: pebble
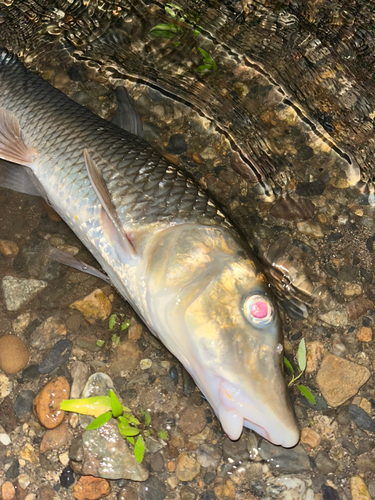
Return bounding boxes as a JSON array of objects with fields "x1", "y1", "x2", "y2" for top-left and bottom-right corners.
[
  {"x1": 82, "y1": 420, "x2": 149, "y2": 480},
  {"x1": 321, "y1": 485, "x2": 340, "y2": 500},
  {"x1": 182, "y1": 368, "x2": 196, "y2": 394},
  {"x1": 140, "y1": 358, "x2": 152, "y2": 370},
  {"x1": 319, "y1": 310, "x2": 348, "y2": 327},
  {"x1": 59, "y1": 451, "x2": 70, "y2": 465},
  {"x1": 70, "y1": 288, "x2": 112, "y2": 323},
  {"x1": 305, "y1": 341, "x2": 325, "y2": 373},
  {"x1": 0, "y1": 239, "x2": 19, "y2": 258},
  {"x1": 297, "y1": 220, "x2": 324, "y2": 238},
  {"x1": 38, "y1": 339, "x2": 73, "y2": 374},
  {"x1": 176, "y1": 452, "x2": 201, "y2": 481},
  {"x1": 0, "y1": 397, "x2": 16, "y2": 433},
  {"x1": 12, "y1": 312, "x2": 31, "y2": 335},
  {"x1": 110, "y1": 341, "x2": 141, "y2": 376},
  {"x1": 214, "y1": 479, "x2": 236, "y2": 500},
  {"x1": 301, "y1": 427, "x2": 321, "y2": 448},
  {"x1": 5, "y1": 458, "x2": 19, "y2": 479},
  {"x1": 349, "y1": 404, "x2": 375, "y2": 433},
  {"x1": 1, "y1": 276, "x2": 48, "y2": 311},
  {"x1": 316, "y1": 354, "x2": 371, "y2": 406},
  {"x1": 0, "y1": 373, "x2": 12, "y2": 398},
  {"x1": 258, "y1": 440, "x2": 311, "y2": 473},
  {"x1": 196, "y1": 444, "x2": 222, "y2": 468},
  {"x1": 70, "y1": 361, "x2": 91, "y2": 398},
  {"x1": 265, "y1": 476, "x2": 314, "y2": 500},
  {"x1": 167, "y1": 475, "x2": 179, "y2": 489},
  {"x1": 180, "y1": 486, "x2": 197, "y2": 500},
  {"x1": 118, "y1": 486, "x2": 139, "y2": 500},
  {"x1": 40, "y1": 421, "x2": 71, "y2": 454},
  {"x1": 33, "y1": 376, "x2": 70, "y2": 429},
  {"x1": 351, "y1": 476, "x2": 371, "y2": 500},
  {"x1": 357, "y1": 327, "x2": 372, "y2": 342},
  {"x1": 13, "y1": 390, "x2": 35, "y2": 417},
  {"x1": 346, "y1": 298, "x2": 374, "y2": 321},
  {"x1": 178, "y1": 405, "x2": 207, "y2": 435},
  {"x1": 139, "y1": 475, "x2": 167, "y2": 500},
  {"x1": 20, "y1": 442, "x2": 38, "y2": 463},
  {"x1": 18, "y1": 473, "x2": 31, "y2": 489},
  {"x1": 315, "y1": 450, "x2": 338, "y2": 474},
  {"x1": 29, "y1": 316, "x2": 67, "y2": 349},
  {"x1": 37, "y1": 486, "x2": 57, "y2": 500},
  {"x1": 0, "y1": 335, "x2": 29, "y2": 374},
  {"x1": 128, "y1": 324, "x2": 142, "y2": 341},
  {"x1": 22, "y1": 364, "x2": 40, "y2": 380},
  {"x1": 1, "y1": 482, "x2": 16, "y2": 500},
  {"x1": 74, "y1": 476, "x2": 110, "y2": 500},
  {"x1": 343, "y1": 283, "x2": 362, "y2": 298},
  {"x1": 0, "y1": 433, "x2": 11, "y2": 445},
  {"x1": 222, "y1": 436, "x2": 249, "y2": 462},
  {"x1": 166, "y1": 134, "x2": 187, "y2": 154},
  {"x1": 270, "y1": 197, "x2": 314, "y2": 221},
  {"x1": 312, "y1": 415, "x2": 338, "y2": 441}
]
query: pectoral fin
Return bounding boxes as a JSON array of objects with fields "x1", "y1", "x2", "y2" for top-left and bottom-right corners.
[
  {"x1": 0, "y1": 108, "x2": 37, "y2": 166},
  {"x1": 112, "y1": 87, "x2": 145, "y2": 139},
  {"x1": 83, "y1": 149, "x2": 137, "y2": 262},
  {"x1": 0, "y1": 159, "x2": 41, "y2": 196}
]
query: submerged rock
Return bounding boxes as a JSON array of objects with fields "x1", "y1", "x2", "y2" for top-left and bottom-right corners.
[
  {"x1": 258, "y1": 441, "x2": 311, "y2": 473},
  {"x1": 264, "y1": 475, "x2": 314, "y2": 500},
  {"x1": 1, "y1": 276, "x2": 47, "y2": 311},
  {"x1": 70, "y1": 288, "x2": 112, "y2": 323},
  {"x1": 0, "y1": 335, "x2": 29, "y2": 374},
  {"x1": 33, "y1": 376, "x2": 70, "y2": 429}
]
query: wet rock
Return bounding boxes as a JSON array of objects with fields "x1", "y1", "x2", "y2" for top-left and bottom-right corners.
[
  {"x1": 13, "y1": 390, "x2": 35, "y2": 417},
  {"x1": 166, "y1": 134, "x2": 187, "y2": 154},
  {"x1": 30, "y1": 316, "x2": 67, "y2": 349},
  {"x1": 139, "y1": 475, "x2": 167, "y2": 500},
  {"x1": 222, "y1": 436, "x2": 248, "y2": 462},
  {"x1": 357, "y1": 327, "x2": 372, "y2": 342},
  {"x1": 118, "y1": 485, "x2": 139, "y2": 500},
  {"x1": 306, "y1": 341, "x2": 325, "y2": 373},
  {"x1": 148, "y1": 451, "x2": 164, "y2": 472},
  {"x1": 315, "y1": 450, "x2": 338, "y2": 474},
  {"x1": 301, "y1": 427, "x2": 321, "y2": 449},
  {"x1": 128, "y1": 324, "x2": 143, "y2": 341},
  {"x1": 71, "y1": 361, "x2": 91, "y2": 398},
  {"x1": 214, "y1": 479, "x2": 236, "y2": 500},
  {"x1": 33, "y1": 376, "x2": 70, "y2": 429},
  {"x1": 346, "y1": 298, "x2": 373, "y2": 321},
  {"x1": 343, "y1": 283, "x2": 362, "y2": 299},
  {"x1": 0, "y1": 335, "x2": 29, "y2": 375},
  {"x1": 82, "y1": 420, "x2": 149, "y2": 480},
  {"x1": 299, "y1": 390, "x2": 328, "y2": 411},
  {"x1": 0, "y1": 373, "x2": 12, "y2": 398},
  {"x1": 316, "y1": 354, "x2": 371, "y2": 406},
  {"x1": 1, "y1": 482, "x2": 16, "y2": 500},
  {"x1": 39, "y1": 339, "x2": 73, "y2": 374},
  {"x1": 312, "y1": 415, "x2": 338, "y2": 442},
  {"x1": 80, "y1": 372, "x2": 115, "y2": 428},
  {"x1": 338, "y1": 265, "x2": 359, "y2": 283},
  {"x1": 69, "y1": 435, "x2": 84, "y2": 462},
  {"x1": 196, "y1": 444, "x2": 222, "y2": 468},
  {"x1": 321, "y1": 485, "x2": 340, "y2": 500},
  {"x1": 319, "y1": 310, "x2": 348, "y2": 327},
  {"x1": 2, "y1": 276, "x2": 47, "y2": 311},
  {"x1": 38, "y1": 485, "x2": 58, "y2": 500},
  {"x1": 60, "y1": 465, "x2": 75, "y2": 488},
  {"x1": 180, "y1": 486, "x2": 198, "y2": 500},
  {"x1": 179, "y1": 405, "x2": 207, "y2": 436},
  {"x1": 349, "y1": 405, "x2": 375, "y2": 433},
  {"x1": 70, "y1": 289, "x2": 112, "y2": 323},
  {"x1": 0, "y1": 397, "x2": 16, "y2": 433},
  {"x1": 258, "y1": 441, "x2": 311, "y2": 473},
  {"x1": 145, "y1": 437, "x2": 164, "y2": 454},
  {"x1": 176, "y1": 452, "x2": 200, "y2": 481},
  {"x1": 182, "y1": 367, "x2": 196, "y2": 394},
  {"x1": 169, "y1": 366, "x2": 179, "y2": 386},
  {"x1": 5, "y1": 458, "x2": 19, "y2": 479},
  {"x1": 22, "y1": 364, "x2": 40, "y2": 380},
  {"x1": 297, "y1": 220, "x2": 324, "y2": 238},
  {"x1": 270, "y1": 196, "x2": 314, "y2": 221},
  {"x1": 40, "y1": 421, "x2": 71, "y2": 453},
  {"x1": 74, "y1": 476, "x2": 110, "y2": 499},
  {"x1": 140, "y1": 358, "x2": 152, "y2": 370},
  {"x1": 265, "y1": 476, "x2": 314, "y2": 500},
  {"x1": 21, "y1": 238, "x2": 61, "y2": 280},
  {"x1": 351, "y1": 476, "x2": 371, "y2": 500},
  {"x1": 111, "y1": 341, "x2": 141, "y2": 377},
  {"x1": 296, "y1": 177, "x2": 327, "y2": 197},
  {"x1": 0, "y1": 239, "x2": 19, "y2": 258}
]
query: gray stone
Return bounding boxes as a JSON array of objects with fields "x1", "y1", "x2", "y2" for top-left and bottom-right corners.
[
  {"x1": 349, "y1": 405, "x2": 375, "y2": 433},
  {"x1": 258, "y1": 440, "x2": 311, "y2": 473},
  {"x1": 38, "y1": 339, "x2": 73, "y2": 374},
  {"x1": 139, "y1": 475, "x2": 166, "y2": 500},
  {"x1": 70, "y1": 361, "x2": 90, "y2": 399},
  {"x1": 222, "y1": 436, "x2": 249, "y2": 462},
  {"x1": 315, "y1": 450, "x2": 338, "y2": 474},
  {"x1": 196, "y1": 444, "x2": 222, "y2": 468},
  {"x1": 265, "y1": 475, "x2": 314, "y2": 499},
  {"x1": 13, "y1": 390, "x2": 35, "y2": 417},
  {"x1": 2, "y1": 276, "x2": 47, "y2": 311}
]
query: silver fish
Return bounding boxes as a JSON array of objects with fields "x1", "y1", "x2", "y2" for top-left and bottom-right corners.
[{"x1": 0, "y1": 49, "x2": 299, "y2": 447}]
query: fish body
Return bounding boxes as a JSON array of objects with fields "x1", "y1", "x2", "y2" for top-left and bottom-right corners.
[{"x1": 0, "y1": 49, "x2": 299, "y2": 447}]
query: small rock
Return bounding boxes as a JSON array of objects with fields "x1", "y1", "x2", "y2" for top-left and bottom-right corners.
[
  {"x1": 343, "y1": 283, "x2": 362, "y2": 299},
  {"x1": 0, "y1": 397, "x2": 16, "y2": 433},
  {"x1": 110, "y1": 341, "x2": 141, "y2": 377},
  {"x1": 30, "y1": 316, "x2": 67, "y2": 349},
  {"x1": 319, "y1": 310, "x2": 348, "y2": 327},
  {"x1": 20, "y1": 442, "x2": 38, "y2": 463},
  {"x1": 118, "y1": 486, "x2": 139, "y2": 500},
  {"x1": 270, "y1": 197, "x2": 314, "y2": 221},
  {"x1": 74, "y1": 476, "x2": 110, "y2": 500},
  {"x1": 40, "y1": 421, "x2": 71, "y2": 454},
  {"x1": 167, "y1": 475, "x2": 179, "y2": 489},
  {"x1": 316, "y1": 354, "x2": 371, "y2": 406},
  {"x1": 37, "y1": 486, "x2": 57, "y2": 500},
  {"x1": 357, "y1": 327, "x2": 372, "y2": 342},
  {"x1": 139, "y1": 475, "x2": 167, "y2": 500},
  {"x1": 351, "y1": 476, "x2": 371, "y2": 500},
  {"x1": 179, "y1": 405, "x2": 207, "y2": 436},
  {"x1": 22, "y1": 365, "x2": 40, "y2": 381},
  {"x1": 0, "y1": 433, "x2": 10, "y2": 445},
  {"x1": 347, "y1": 298, "x2": 374, "y2": 321},
  {"x1": 305, "y1": 341, "x2": 325, "y2": 373},
  {"x1": 128, "y1": 324, "x2": 142, "y2": 341},
  {"x1": 297, "y1": 220, "x2": 324, "y2": 238},
  {"x1": 18, "y1": 473, "x2": 30, "y2": 489},
  {"x1": 0, "y1": 239, "x2": 19, "y2": 258},
  {"x1": 312, "y1": 415, "x2": 338, "y2": 441},
  {"x1": 182, "y1": 368, "x2": 196, "y2": 394},
  {"x1": 258, "y1": 440, "x2": 311, "y2": 473},
  {"x1": 140, "y1": 358, "x2": 152, "y2": 370},
  {"x1": 166, "y1": 134, "x2": 187, "y2": 155},
  {"x1": 214, "y1": 479, "x2": 236, "y2": 500},
  {"x1": 0, "y1": 373, "x2": 12, "y2": 398},
  {"x1": 70, "y1": 289, "x2": 112, "y2": 323},
  {"x1": 315, "y1": 450, "x2": 338, "y2": 474},
  {"x1": 5, "y1": 458, "x2": 19, "y2": 479},
  {"x1": 349, "y1": 405, "x2": 375, "y2": 433},
  {"x1": 265, "y1": 476, "x2": 314, "y2": 500},
  {"x1": 301, "y1": 427, "x2": 321, "y2": 449},
  {"x1": 71, "y1": 361, "x2": 91, "y2": 398},
  {"x1": 60, "y1": 465, "x2": 75, "y2": 488},
  {"x1": 12, "y1": 312, "x2": 31, "y2": 335},
  {"x1": 0, "y1": 335, "x2": 29, "y2": 374},
  {"x1": 1, "y1": 276, "x2": 47, "y2": 311},
  {"x1": 196, "y1": 444, "x2": 222, "y2": 468},
  {"x1": 180, "y1": 486, "x2": 197, "y2": 500},
  {"x1": 176, "y1": 452, "x2": 201, "y2": 481},
  {"x1": 13, "y1": 390, "x2": 35, "y2": 417},
  {"x1": 38, "y1": 339, "x2": 73, "y2": 374},
  {"x1": 33, "y1": 376, "x2": 70, "y2": 429},
  {"x1": 222, "y1": 436, "x2": 249, "y2": 462},
  {"x1": 338, "y1": 265, "x2": 359, "y2": 283},
  {"x1": 1, "y1": 481, "x2": 16, "y2": 500},
  {"x1": 148, "y1": 452, "x2": 164, "y2": 472}
]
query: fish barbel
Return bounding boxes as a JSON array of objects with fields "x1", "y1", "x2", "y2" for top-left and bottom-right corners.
[{"x1": 0, "y1": 49, "x2": 299, "y2": 447}]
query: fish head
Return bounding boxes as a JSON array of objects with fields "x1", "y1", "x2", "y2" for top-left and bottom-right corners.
[{"x1": 183, "y1": 248, "x2": 300, "y2": 448}]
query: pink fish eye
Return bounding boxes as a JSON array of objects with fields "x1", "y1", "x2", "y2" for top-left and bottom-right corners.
[
  {"x1": 243, "y1": 294, "x2": 274, "y2": 326},
  {"x1": 250, "y1": 301, "x2": 268, "y2": 319}
]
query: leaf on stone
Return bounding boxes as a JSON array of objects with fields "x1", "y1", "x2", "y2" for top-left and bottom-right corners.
[
  {"x1": 134, "y1": 435, "x2": 145, "y2": 464},
  {"x1": 297, "y1": 384, "x2": 316, "y2": 405},
  {"x1": 86, "y1": 410, "x2": 112, "y2": 430},
  {"x1": 109, "y1": 389, "x2": 123, "y2": 417},
  {"x1": 297, "y1": 338, "x2": 306, "y2": 372},
  {"x1": 60, "y1": 396, "x2": 112, "y2": 416}
]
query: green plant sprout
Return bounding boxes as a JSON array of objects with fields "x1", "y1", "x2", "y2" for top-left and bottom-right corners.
[
  {"x1": 149, "y1": 3, "x2": 202, "y2": 40},
  {"x1": 284, "y1": 338, "x2": 316, "y2": 405},
  {"x1": 194, "y1": 47, "x2": 217, "y2": 73},
  {"x1": 108, "y1": 313, "x2": 130, "y2": 331}
]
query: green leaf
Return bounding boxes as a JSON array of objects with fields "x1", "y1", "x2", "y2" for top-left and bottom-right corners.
[
  {"x1": 117, "y1": 421, "x2": 141, "y2": 438},
  {"x1": 111, "y1": 334, "x2": 120, "y2": 346},
  {"x1": 144, "y1": 410, "x2": 151, "y2": 427},
  {"x1": 127, "y1": 437, "x2": 135, "y2": 445},
  {"x1": 60, "y1": 396, "x2": 112, "y2": 416},
  {"x1": 149, "y1": 23, "x2": 181, "y2": 39},
  {"x1": 198, "y1": 47, "x2": 210, "y2": 60},
  {"x1": 158, "y1": 429, "x2": 169, "y2": 440},
  {"x1": 86, "y1": 411, "x2": 112, "y2": 430},
  {"x1": 193, "y1": 28, "x2": 201, "y2": 36},
  {"x1": 109, "y1": 390, "x2": 123, "y2": 418},
  {"x1": 123, "y1": 413, "x2": 140, "y2": 426},
  {"x1": 134, "y1": 435, "x2": 145, "y2": 464},
  {"x1": 121, "y1": 319, "x2": 130, "y2": 331},
  {"x1": 297, "y1": 384, "x2": 316, "y2": 405},
  {"x1": 297, "y1": 338, "x2": 306, "y2": 372},
  {"x1": 283, "y1": 357, "x2": 294, "y2": 374},
  {"x1": 96, "y1": 339, "x2": 105, "y2": 347},
  {"x1": 108, "y1": 314, "x2": 117, "y2": 329}
]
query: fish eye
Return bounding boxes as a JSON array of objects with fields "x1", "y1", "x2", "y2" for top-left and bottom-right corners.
[{"x1": 243, "y1": 294, "x2": 275, "y2": 326}]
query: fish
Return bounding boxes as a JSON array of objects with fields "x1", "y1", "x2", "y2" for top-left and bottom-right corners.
[{"x1": 0, "y1": 48, "x2": 299, "y2": 447}]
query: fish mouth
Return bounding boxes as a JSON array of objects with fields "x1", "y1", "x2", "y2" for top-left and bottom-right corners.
[{"x1": 217, "y1": 379, "x2": 299, "y2": 448}]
